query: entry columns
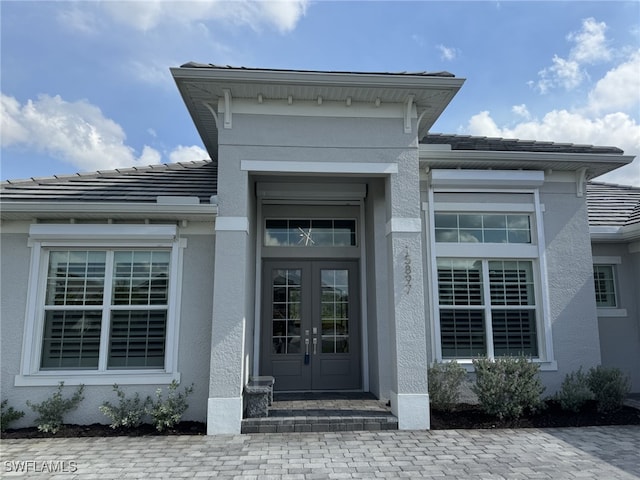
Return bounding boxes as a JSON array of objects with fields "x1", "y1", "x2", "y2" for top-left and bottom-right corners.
[
  {"x1": 207, "y1": 168, "x2": 251, "y2": 434},
  {"x1": 386, "y1": 151, "x2": 430, "y2": 429}
]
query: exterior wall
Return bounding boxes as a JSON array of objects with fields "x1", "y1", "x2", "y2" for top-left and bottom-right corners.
[
  {"x1": 592, "y1": 242, "x2": 640, "y2": 392},
  {"x1": 0, "y1": 223, "x2": 215, "y2": 428},
  {"x1": 539, "y1": 181, "x2": 602, "y2": 393}
]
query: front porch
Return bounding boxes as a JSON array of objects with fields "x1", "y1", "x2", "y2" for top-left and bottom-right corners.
[{"x1": 241, "y1": 392, "x2": 398, "y2": 434}]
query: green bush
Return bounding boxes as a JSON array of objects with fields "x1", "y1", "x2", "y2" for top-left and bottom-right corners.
[
  {"x1": 146, "y1": 381, "x2": 194, "y2": 432},
  {"x1": 587, "y1": 366, "x2": 631, "y2": 414},
  {"x1": 26, "y1": 382, "x2": 84, "y2": 434},
  {"x1": 472, "y1": 356, "x2": 545, "y2": 420},
  {"x1": 556, "y1": 368, "x2": 594, "y2": 412},
  {"x1": 99, "y1": 385, "x2": 151, "y2": 429},
  {"x1": 428, "y1": 361, "x2": 466, "y2": 412},
  {"x1": 1, "y1": 399, "x2": 25, "y2": 432}
]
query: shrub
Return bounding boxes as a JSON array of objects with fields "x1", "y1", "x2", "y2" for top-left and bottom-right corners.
[
  {"x1": 428, "y1": 361, "x2": 466, "y2": 412},
  {"x1": 556, "y1": 368, "x2": 594, "y2": 412},
  {"x1": 146, "y1": 381, "x2": 194, "y2": 432},
  {"x1": 472, "y1": 356, "x2": 545, "y2": 420},
  {"x1": 1, "y1": 399, "x2": 25, "y2": 432},
  {"x1": 587, "y1": 366, "x2": 631, "y2": 414},
  {"x1": 99, "y1": 385, "x2": 151, "y2": 429},
  {"x1": 26, "y1": 382, "x2": 84, "y2": 434}
]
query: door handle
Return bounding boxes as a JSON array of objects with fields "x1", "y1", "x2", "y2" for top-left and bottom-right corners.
[
  {"x1": 312, "y1": 337, "x2": 317, "y2": 355},
  {"x1": 304, "y1": 338, "x2": 310, "y2": 365}
]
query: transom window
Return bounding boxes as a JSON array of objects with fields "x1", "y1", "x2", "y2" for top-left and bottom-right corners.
[
  {"x1": 593, "y1": 265, "x2": 617, "y2": 307},
  {"x1": 265, "y1": 219, "x2": 356, "y2": 247},
  {"x1": 437, "y1": 258, "x2": 538, "y2": 358},
  {"x1": 435, "y1": 213, "x2": 531, "y2": 244},
  {"x1": 41, "y1": 249, "x2": 170, "y2": 370}
]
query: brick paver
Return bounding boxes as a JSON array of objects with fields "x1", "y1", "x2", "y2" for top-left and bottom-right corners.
[{"x1": 1, "y1": 426, "x2": 639, "y2": 479}]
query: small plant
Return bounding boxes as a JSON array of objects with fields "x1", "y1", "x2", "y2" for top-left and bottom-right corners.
[
  {"x1": 146, "y1": 381, "x2": 194, "y2": 432},
  {"x1": 26, "y1": 382, "x2": 84, "y2": 434},
  {"x1": 556, "y1": 368, "x2": 594, "y2": 413},
  {"x1": 472, "y1": 356, "x2": 545, "y2": 420},
  {"x1": 428, "y1": 361, "x2": 466, "y2": 412},
  {"x1": 587, "y1": 366, "x2": 631, "y2": 414},
  {"x1": 99, "y1": 385, "x2": 151, "y2": 429},
  {"x1": 1, "y1": 399, "x2": 25, "y2": 432}
]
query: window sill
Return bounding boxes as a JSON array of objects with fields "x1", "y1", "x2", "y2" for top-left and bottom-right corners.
[
  {"x1": 596, "y1": 308, "x2": 627, "y2": 318},
  {"x1": 14, "y1": 372, "x2": 180, "y2": 387}
]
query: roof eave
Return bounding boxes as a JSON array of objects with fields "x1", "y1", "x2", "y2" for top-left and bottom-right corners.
[
  {"x1": 420, "y1": 147, "x2": 634, "y2": 180},
  {"x1": 0, "y1": 201, "x2": 219, "y2": 222},
  {"x1": 590, "y1": 224, "x2": 640, "y2": 242}
]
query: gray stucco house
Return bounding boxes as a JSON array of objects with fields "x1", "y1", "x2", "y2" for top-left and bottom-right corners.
[{"x1": 1, "y1": 65, "x2": 638, "y2": 434}]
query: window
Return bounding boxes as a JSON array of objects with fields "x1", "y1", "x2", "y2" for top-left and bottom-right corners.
[
  {"x1": 17, "y1": 224, "x2": 184, "y2": 386},
  {"x1": 593, "y1": 265, "x2": 617, "y2": 307},
  {"x1": 435, "y1": 213, "x2": 531, "y2": 244},
  {"x1": 265, "y1": 219, "x2": 356, "y2": 247},
  {"x1": 41, "y1": 250, "x2": 169, "y2": 370},
  {"x1": 437, "y1": 259, "x2": 538, "y2": 358}
]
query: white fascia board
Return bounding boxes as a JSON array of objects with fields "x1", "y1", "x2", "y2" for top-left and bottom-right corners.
[
  {"x1": 241, "y1": 160, "x2": 398, "y2": 175},
  {"x1": 420, "y1": 147, "x2": 634, "y2": 165},
  {"x1": 172, "y1": 66, "x2": 465, "y2": 90},
  {"x1": 429, "y1": 169, "x2": 545, "y2": 188},
  {"x1": 0, "y1": 201, "x2": 218, "y2": 219},
  {"x1": 228, "y1": 98, "x2": 407, "y2": 118},
  {"x1": 29, "y1": 223, "x2": 178, "y2": 241},
  {"x1": 590, "y1": 226, "x2": 623, "y2": 241}
]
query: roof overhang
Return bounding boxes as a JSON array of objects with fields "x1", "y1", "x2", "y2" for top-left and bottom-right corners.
[
  {"x1": 0, "y1": 201, "x2": 218, "y2": 222},
  {"x1": 420, "y1": 145, "x2": 635, "y2": 180},
  {"x1": 590, "y1": 224, "x2": 640, "y2": 243},
  {"x1": 171, "y1": 65, "x2": 465, "y2": 160}
]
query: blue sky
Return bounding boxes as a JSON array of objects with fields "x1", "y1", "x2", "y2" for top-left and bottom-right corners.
[{"x1": 1, "y1": 1, "x2": 639, "y2": 185}]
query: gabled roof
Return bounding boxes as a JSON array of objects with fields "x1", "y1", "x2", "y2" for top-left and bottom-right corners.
[
  {"x1": 171, "y1": 64, "x2": 465, "y2": 159},
  {"x1": 586, "y1": 182, "x2": 640, "y2": 227},
  {"x1": 0, "y1": 161, "x2": 217, "y2": 203}
]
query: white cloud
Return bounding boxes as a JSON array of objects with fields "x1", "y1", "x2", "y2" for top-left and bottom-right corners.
[
  {"x1": 101, "y1": 0, "x2": 308, "y2": 33},
  {"x1": 168, "y1": 145, "x2": 210, "y2": 163},
  {"x1": 1, "y1": 93, "x2": 162, "y2": 172},
  {"x1": 534, "y1": 17, "x2": 613, "y2": 93},
  {"x1": 512, "y1": 104, "x2": 531, "y2": 120},
  {"x1": 587, "y1": 49, "x2": 640, "y2": 115},
  {"x1": 437, "y1": 44, "x2": 458, "y2": 61},
  {"x1": 567, "y1": 17, "x2": 611, "y2": 65}
]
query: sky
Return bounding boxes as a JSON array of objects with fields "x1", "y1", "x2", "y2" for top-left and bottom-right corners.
[{"x1": 1, "y1": 1, "x2": 639, "y2": 186}]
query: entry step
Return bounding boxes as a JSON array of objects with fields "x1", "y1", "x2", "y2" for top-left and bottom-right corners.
[{"x1": 242, "y1": 414, "x2": 398, "y2": 434}]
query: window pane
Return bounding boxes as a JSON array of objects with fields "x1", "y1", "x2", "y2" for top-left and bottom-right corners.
[
  {"x1": 112, "y1": 251, "x2": 169, "y2": 305},
  {"x1": 489, "y1": 261, "x2": 535, "y2": 306},
  {"x1": 108, "y1": 310, "x2": 167, "y2": 368},
  {"x1": 440, "y1": 309, "x2": 486, "y2": 358},
  {"x1": 46, "y1": 251, "x2": 106, "y2": 306},
  {"x1": 492, "y1": 309, "x2": 538, "y2": 356},
  {"x1": 271, "y1": 269, "x2": 303, "y2": 354},
  {"x1": 593, "y1": 265, "x2": 617, "y2": 307},
  {"x1": 41, "y1": 310, "x2": 102, "y2": 369},
  {"x1": 437, "y1": 259, "x2": 483, "y2": 306}
]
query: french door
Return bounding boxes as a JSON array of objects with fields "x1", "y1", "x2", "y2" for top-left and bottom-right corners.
[{"x1": 260, "y1": 260, "x2": 361, "y2": 391}]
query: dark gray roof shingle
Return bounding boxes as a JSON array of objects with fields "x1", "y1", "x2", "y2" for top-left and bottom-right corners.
[
  {"x1": 422, "y1": 134, "x2": 624, "y2": 155},
  {"x1": 586, "y1": 182, "x2": 640, "y2": 227},
  {"x1": 1, "y1": 161, "x2": 217, "y2": 203}
]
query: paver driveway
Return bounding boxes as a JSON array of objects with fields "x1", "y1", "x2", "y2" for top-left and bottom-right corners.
[{"x1": 2, "y1": 426, "x2": 639, "y2": 479}]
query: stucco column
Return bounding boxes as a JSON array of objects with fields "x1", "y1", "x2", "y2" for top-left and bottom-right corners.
[
  {"x1": 386, "y1": 150, "x2": 430, "y2": 430},
  {"x1": 207, "y1": 166, "x2": 251, "y2": 434}
]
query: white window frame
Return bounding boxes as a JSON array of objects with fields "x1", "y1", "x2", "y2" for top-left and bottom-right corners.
[
  {"x1": 593, "y1": 256, "x2": 627, "y2": 317},
  {"x1": 425, "y1": 170, "x2": 556, "y2": 370},
  {"x1": 15, "y1": 224, "x2": 186, "y2": 386}
]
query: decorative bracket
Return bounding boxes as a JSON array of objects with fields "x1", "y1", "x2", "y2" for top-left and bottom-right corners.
[
  {"x1": 404, "y1": 95, "x2": 415, "y2": 134},
  {"x1": 576, "y1": 167, "x2": 587, "y2": 197},
  {"x1": 222, "y1": 89, "x2": 232, "y2": 129},
  {"x1": 202, "y1": 102, "x2": 219, "y2": 129}
]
